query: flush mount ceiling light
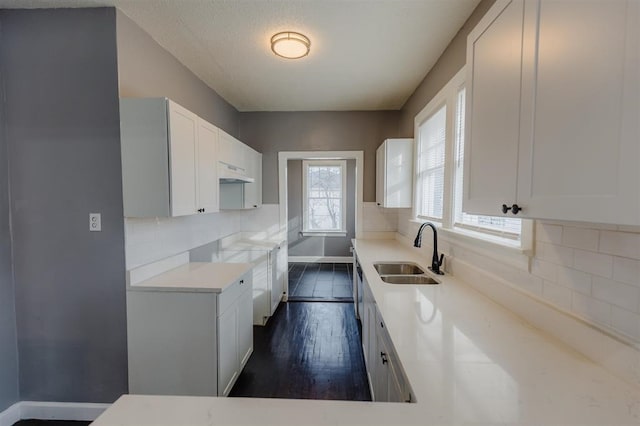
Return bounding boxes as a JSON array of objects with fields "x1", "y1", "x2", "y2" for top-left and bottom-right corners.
[{"x1": 270, "y1": 31, "x2": 311, "y2": 59}]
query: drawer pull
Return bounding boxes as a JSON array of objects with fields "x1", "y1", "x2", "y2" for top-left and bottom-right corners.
[
  {"x1": 239, "y1": 279, "x2": 244, "y2": 285},
  {"x1": 380, "y1": 352, "x2": 388, "y2": 364}
]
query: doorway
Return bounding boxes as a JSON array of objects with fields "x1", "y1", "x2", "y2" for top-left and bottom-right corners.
[{"x1": 278, "y1": 151, "x2": 364, "y2": 302}]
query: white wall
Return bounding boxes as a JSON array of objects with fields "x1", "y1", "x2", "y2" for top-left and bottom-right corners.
[
  {"x1": 398, "y1": 211, "x2": 640, "y2": 345},
  {"x1": 124, "y1": 204, "x2": 281, "y2": 269}
]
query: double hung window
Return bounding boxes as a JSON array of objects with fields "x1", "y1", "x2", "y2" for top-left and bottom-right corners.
[{"x1": 302, "y1": 160, "x2": 347, "y2": 234}]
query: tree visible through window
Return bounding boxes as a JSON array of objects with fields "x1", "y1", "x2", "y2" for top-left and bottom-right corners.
[{"x1": 303, "y1": 160, "x2": 346, "y2": 233}]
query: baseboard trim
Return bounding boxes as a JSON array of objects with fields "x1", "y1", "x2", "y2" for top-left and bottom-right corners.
[
  {"x1": 288, "y1": 256, "x2": 352, "y2": 263},
  {"x1": 0, "y1": 403, "x2": 20, "y2": 426},
  {"x1": 0, "y1": 401, "x2": 111, "y2": 425}
]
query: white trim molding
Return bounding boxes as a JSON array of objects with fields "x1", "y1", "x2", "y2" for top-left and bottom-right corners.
[
  {"x1": 0, "y1": 401, "x2": 110, "y2": 426},
  {"x1": 288, "y1": 256, "x2": 353, "y2": 264}
]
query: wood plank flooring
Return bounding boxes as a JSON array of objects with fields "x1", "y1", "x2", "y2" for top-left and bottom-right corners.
[
  {"x1": 288, "y1": 263, "x2": 354, "y2": 301},
  {"x1": 229, "y1": 301, "x2": 371, "y2": 401}
]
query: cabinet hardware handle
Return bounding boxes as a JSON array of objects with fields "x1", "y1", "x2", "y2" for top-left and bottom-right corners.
[
  {"x1": 253, "y1": 205, "x2": 257, "y2": 208},
  {"x1": 380, "y1": 321, "x2": 384, "y2": 328},
  {"x1": 202, "y1": 208, "x2": 206, "y2": 213},
  {"x1": 239, "y1": 280, "x2": 244, "y2": 285},
  {"x1": 380, "y1": 352, "x2": 388, "y2": 364},
  {"x1": 501, "y1": 204, "x2": 522, "y2": 215}
]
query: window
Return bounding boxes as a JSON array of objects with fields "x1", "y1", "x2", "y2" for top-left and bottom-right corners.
[
  {"x1": 414, "y1": 68, "x2": 527, "y2": 249},
  {"x1": 416, "y1": 105, "x2": 447, "y2": 220},
  {"x1": 302, "y1": 160, "x2": 347, "y2": 234}
]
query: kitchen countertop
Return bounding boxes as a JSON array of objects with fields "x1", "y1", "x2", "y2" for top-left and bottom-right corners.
[
  {"x1": 95, "y1": 239, "x2": 640, "y2": 425},
  {"x1": 128, "y1": 262, "x2": 252, "y2": 293}
]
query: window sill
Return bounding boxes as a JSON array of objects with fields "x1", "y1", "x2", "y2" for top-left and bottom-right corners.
[
  {"x1": 408, "y1": 219, "x2": 532, "y2": 272},
  {"x1": 301, "y1": 231, "x2": 347, "y2": 238}
]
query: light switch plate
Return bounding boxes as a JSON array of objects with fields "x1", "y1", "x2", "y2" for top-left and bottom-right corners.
[{"x1": 89, "y1": 213, "x2": 101, "y2": 232}]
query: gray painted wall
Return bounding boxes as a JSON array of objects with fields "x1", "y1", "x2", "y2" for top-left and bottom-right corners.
[
  {"x1": 239, "y1": 111, "x2": 400, "y2": 204},
  {"x1": 1, "y1": 8, "x2": 128, "y2": 402},
  {"x1": 0, "y1": 13, "x2": 20, "y2": 409},
  {"x1": 116, "y1": 11, "x2": 240, "y2": 138},
  {"x1": 287, "y1": 160, "x2": 356, "y2": 257},
  {"x1": 398, "y1": 0, "x2": 496, "y2": 135}
]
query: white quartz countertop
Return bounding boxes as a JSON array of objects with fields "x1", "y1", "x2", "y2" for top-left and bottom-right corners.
[
  {"x1": 128, "y1": 262, "x2": 252, "y2": 293},
  {"x1": 96, "y1": 239, "x2": 640, "y2": 425}
]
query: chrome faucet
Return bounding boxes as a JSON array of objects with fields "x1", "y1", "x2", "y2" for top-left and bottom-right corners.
[{"x1": 413, "y1": 222, "x2": 444, "y2": 275}]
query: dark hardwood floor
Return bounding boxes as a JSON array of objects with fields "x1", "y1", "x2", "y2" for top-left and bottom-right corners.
[
  {"x1": 288, "y1": 263, "x2": 354, "y2": 301},
  {"x1": 230, "y1": 301, "x2": 371, "y2": 401}
]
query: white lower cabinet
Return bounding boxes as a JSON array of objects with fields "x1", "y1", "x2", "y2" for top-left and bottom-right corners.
[
  {"x1": 360, "y1": 274, "x2": 413, "y2": 403},
  {"x1": 127, "y1": 272, "x2": 253, "y2": 397},
  {"x1": 218, "y1": 281, "x2": 253, "y2": 396}
]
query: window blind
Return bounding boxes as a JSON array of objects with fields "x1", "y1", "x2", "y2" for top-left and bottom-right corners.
[{"x1": 416, "y1": 105, "x2": 447, "y2": 220}]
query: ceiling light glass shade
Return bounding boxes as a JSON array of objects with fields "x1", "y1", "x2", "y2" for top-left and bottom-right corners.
[{"x1": 271, "y1": 31, "x2": 310, "y2": 59}]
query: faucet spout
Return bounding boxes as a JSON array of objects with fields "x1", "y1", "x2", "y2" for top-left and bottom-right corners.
[{"x1": 413, "y1": 222, "x2": 444, "y2": 275}]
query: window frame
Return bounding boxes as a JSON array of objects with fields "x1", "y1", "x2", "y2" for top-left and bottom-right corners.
[
  {"x1": 302, "y1": 159, "x2": 347, "y2": 236},
  {"x1": 412, "y1": 67, "x2": 533, "y2": 259}
]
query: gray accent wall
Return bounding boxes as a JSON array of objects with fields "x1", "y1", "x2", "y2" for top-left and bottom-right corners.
[
  {"x1": 287, "y1": 160, "x2": 356, "y2": 257},
  {"x1": 0, "y1": 14, "x2": 20, "y2": 409},
  {"x1": 116, "y1": 10, "x2": 240, "y2": 138},
  {"x1": 398, "y1": 0, "x2": 496, "y2": 135},
  {"x1": 239, "y1": 111, "x2": 400, "y2": 203},
  {"x1": 1, "y1": 8, "x2": 128, "y2": 402}
]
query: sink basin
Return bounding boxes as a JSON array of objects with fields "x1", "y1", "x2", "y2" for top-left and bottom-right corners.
[
  {"x1": 373, "y1": 262, "x2": 425, "y2": 275},
  {"x1": 380, "y1": 275, "x2": 440, "y2": 285}
]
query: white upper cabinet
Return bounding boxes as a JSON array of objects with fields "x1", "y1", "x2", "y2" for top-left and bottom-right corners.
[
  {"x1": 196, "y1": 119, "x2": 220, "y2": 214},
  {"x1": 218, "y1": 129, "x2": 246, "y2": 172},
  {"x1": 375, "y1": 138, "x2": 413, "y2": 208},
  {"x1": 464, "y1": 0, "x2": 525, "y2": 216},
  {"x1": 120, "y1": 98, "x2": 220, "y2": 217},
  {"x1": 167, "y1": 101, "x2": 199, "y2": 217},
  {"x1": 244, "y1": 145, "x2": 263, "y2": 209},
  {"x1": 465, "y1": 0, "x2": 639, "y2": 225}
]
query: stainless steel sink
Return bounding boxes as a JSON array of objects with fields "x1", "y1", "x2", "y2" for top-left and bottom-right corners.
[
  {"x1": 380, "y1": 275, "x2": 440, "y2": 285},
  {"x1": 373, "y1": 262, "x2": 425, "y2": 275}
]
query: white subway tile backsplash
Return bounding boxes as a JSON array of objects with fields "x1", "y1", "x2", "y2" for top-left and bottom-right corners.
[
  {"x1": 611, "y1": 307, "x2": 640, "y2": 341},
  {"x1": 542, "y1": 281, "x2": 572, "y2": 310},
  {"x1": 556, "y1": 266, "x2": 592, "y2": 295},
  {"x1": 537, "y1": 242, "x2": 573, "y2": 267},
  {"x1": 573, "y1": 249, "x2": 613, "y2": 278},
  {"x1": 561, "y1": 227, "x2": 599, "y2": 251},
  {"x1": 531, "y1": 258, "x2": 557, "y2": 282},
  {"x1": 599, "y1": 231, "x2": 640, "y2": 260},
  {"x1": 572, "y1": 292, "x2": 612, "y2": 327},
  {"x1": 536, "y1": 222, "x2": 562, "y2": 244},
  {"x1": 613, "y1": 257, "x2": 640, "y2": 287},
  {"x1": 591, "y1": 276, "x2": 640, "y2": 312}
]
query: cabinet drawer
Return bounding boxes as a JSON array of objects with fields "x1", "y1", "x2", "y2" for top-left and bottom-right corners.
[{"x1": 218, "y1": 272, "x2": 252, "y2": 315}]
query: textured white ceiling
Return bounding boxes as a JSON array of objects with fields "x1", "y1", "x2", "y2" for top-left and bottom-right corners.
[{"x1": 0, "y1": 0, "x2": 480, "y2": 111}]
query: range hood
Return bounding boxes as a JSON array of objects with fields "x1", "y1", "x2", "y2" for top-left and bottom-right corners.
[{"x1": 218, "y1": 162, "x2": 254, "y2": 184}]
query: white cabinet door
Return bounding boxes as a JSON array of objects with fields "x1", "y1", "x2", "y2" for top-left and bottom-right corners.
[
  {"x1": 168, "y1": 100, "x2": 198, "y2": 217},
  {"x1": 269, "y1": 247, "x2": 282, "y2": 315},
  {"x1": 217, "y1": 304, "x2": 238, "y2": 397},
  {"x1": 373, "y1": 316, "x2": 389, "y2": 402},
  {"x1": 376, "y1": 144, "x2": 385, "y2": 207},
  {"x1": 218, "y1": 129, "x2": 246, "y2": 171},
  {"x1": 376, "y1": 139, "x2": 413, "y2": 208},
  {"x1": 196, "y1": 119, "x2": 219, "y2": 214},
  {"x1": 516, "y1": 0, "x2": 640, "y2": 225},
  {"x1": 244, "y1": 147, "x2": 262, "y2": 209},
  {"x1": 237, "y1": 287, "x2": 254, "y2": 367},
  {"x1": 464, "y1": 0, "x2": 525, "y2": 216}
]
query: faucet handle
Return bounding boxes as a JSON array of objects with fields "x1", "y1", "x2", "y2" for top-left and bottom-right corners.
[{"x1": 438, "y1": 253, "x2": 444, "y2": 267}]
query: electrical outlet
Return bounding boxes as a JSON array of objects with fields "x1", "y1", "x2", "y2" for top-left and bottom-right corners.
[{"x1": 89, "y1": 213, "x2": 101, "y2": 232}]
